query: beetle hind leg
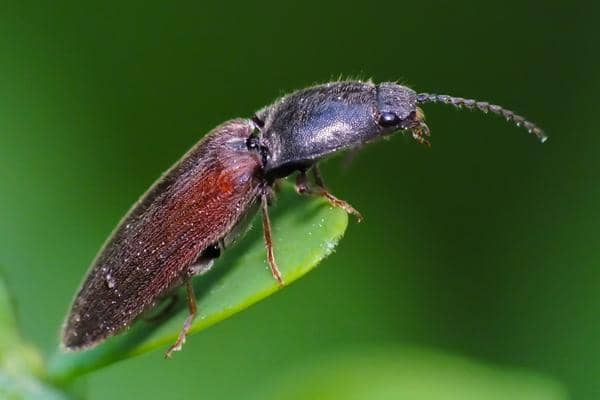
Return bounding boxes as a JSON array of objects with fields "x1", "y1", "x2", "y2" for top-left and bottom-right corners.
[
  {"x1": 165, "y1": 280, "x2": 197, "y2": 359},
  {"x1": 163, "y1": 242, "x2": 224, "y2": 357},
  {"x1": 296, "y1": 165, "x2": 363, "y2": 222}
]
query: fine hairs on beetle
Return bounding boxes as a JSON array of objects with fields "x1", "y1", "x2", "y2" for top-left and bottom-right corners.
[{"x1": 62, "y1": 80, "x2": 546, "y2": 358}]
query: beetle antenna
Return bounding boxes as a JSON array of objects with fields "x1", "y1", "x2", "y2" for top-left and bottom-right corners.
[{"x1": 416, "y1": 93, "x2": 547, "y2": 143}]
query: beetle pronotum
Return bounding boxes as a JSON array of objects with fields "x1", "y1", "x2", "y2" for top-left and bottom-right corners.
[{"x1": 62, "y1": 80, "x2": 545, "y2": 357}]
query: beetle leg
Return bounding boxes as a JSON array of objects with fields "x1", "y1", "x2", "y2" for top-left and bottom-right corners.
[
  {"x1": 294, "y1": 170, "x2": 311, "y2": 194},
  {"x1": 295, "y1": 166, "x2": 363, "y2": 222},
  {"x1": 313, "y1": 166, "x2": 364, "y2": 222},
  {"x1": 165, "y1": 280, "x2": 197, "y2": 358},
  {"x1": 261, "y1": 191, "x2": 284, "y2": 285}
]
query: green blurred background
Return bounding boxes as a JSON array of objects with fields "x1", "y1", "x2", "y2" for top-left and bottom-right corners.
[{"x1": 1, "y1": 1, "x2": 598, "y2": 399}]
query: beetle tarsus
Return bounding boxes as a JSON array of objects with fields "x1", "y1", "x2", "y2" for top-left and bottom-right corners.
[
  {"x1": 295, "y1": 167, "x2": 363, "y2": 222},
  {"x1": 321, "y1": 191, "x2": 364, "y2": 222},
  {"x1": 165, "y1": 280, "x2": 197, "y2": 358},
  {"x1": 261, "y1": 192, "x2": 284, "y2": 285}
]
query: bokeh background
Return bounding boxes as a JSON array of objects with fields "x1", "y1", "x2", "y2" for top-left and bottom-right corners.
[{"x1": 1, "y1": 1, "x2": 598, "y2": 399}]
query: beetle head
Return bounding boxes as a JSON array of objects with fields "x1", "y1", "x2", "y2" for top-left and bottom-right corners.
[{"x1": 376, "y1": 83, "x2": 421, "y2": 132}]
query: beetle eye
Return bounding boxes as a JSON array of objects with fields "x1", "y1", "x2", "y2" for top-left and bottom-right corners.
[{"x1": 378, "y1": 112, "x2": 400, "y2": 127}]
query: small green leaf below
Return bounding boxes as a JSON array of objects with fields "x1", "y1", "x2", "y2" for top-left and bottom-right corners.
[{"x1": 48, "y1": 184, "x2": 349, "y2": 383}]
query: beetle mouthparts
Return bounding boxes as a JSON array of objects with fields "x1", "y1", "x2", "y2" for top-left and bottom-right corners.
[{"x1": 416, "y1": 93, "x2": 547, "y2": 143}]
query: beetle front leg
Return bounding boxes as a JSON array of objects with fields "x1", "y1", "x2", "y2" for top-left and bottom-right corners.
[{"x1": 296, "y1": 166, "x2": 363, "y2": 222}]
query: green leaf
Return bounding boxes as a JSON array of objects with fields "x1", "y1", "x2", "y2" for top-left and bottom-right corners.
[
  {"x1": 250, "y1": 346, "x2": 568, "y2": 400},
  {"x1": 0, "y1": 270, "x2": 20, "y2": 361},
  {"x1": 47, "y1": 183, "x2": 348, "y2": 383},
  {"x1": 0, "y1": 270, "x2": 44, "y2": 379},
  {"x1": 0, "y1": 271, "x2": 66, "y2": 399},
  {"x1": 0, "y1": 373, "x2": 70, "y2": 400}
]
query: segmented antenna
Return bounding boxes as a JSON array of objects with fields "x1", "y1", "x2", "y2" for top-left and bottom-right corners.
[{"x1": 416, "y1": 93, "x2": 547, "y2": 143}]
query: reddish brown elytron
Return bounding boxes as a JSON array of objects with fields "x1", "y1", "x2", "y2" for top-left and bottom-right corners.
[{"x1": 62, "y1": 119, "x2": 264, "y2": 355}]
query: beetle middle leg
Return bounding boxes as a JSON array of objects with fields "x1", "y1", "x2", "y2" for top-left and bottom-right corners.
[
  {"x1": 165, "y1": 280, "x2": 197, "y2": 359},
  {"x1": 261, "y1": 191, "x2": 284, "y2": 285},
  {"x1": 296, "y1": 165, "x2": 363, "y2": 222},
  {"x1": 163, "y1": 243, "x2": 222, "y2": 357}
]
